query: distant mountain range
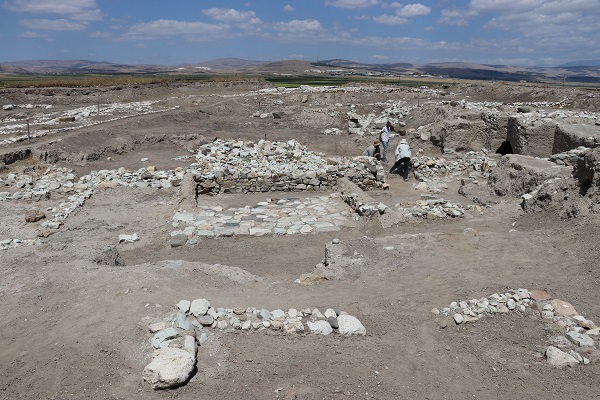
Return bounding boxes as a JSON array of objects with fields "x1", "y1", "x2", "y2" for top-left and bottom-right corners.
[{"x1": 1, "y1": 58, "x2": 600, "y2": 83}]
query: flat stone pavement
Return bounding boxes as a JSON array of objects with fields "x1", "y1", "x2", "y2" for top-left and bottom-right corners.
[{"x1": 171, "y1": 193, "x2": 355, "y2": 243}]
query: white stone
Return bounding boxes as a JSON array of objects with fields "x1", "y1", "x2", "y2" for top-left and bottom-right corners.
[
  {"x1": 142, "y1": 347, "x2": 195, "y2": 390},
  {"x1": 118, "y1": 233, "x2": 139, "y2": 243},
  {"x1": 337, "y1": 314, "x2": 366, "y2": 336},
  {"x1": 307, "y1": 320, "x2": 333, "y2": 335},
  {"x1": 453, "y1": 314, "x2": 464, "y2": 324},
  {"x1": 545, "y1": 346, "x2": 579, "y2": 368},
  {"x1": 190, "y1": 298, "x2": 210, "y2": 317},
  {"x1": 176, "y1": 300, "x2": 190, "y2": 313}
]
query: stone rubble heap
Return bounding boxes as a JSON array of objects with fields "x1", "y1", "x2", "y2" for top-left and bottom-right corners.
[
  {"x1": 412, "y1": 150, "x2": 496, "y2": 183},
  {"x1": 142, "y1": 298, "x2": 366, "y2": 390},
  {"x1": 347, "y1": 100, "x2": 413, "y2": 136},
  {"x1": 189, "y1": 139, "x2": 386, "y2": 194},
  {"x1": 394, "y1": 198, "x2": 466, "y2": 219},
  {"x1": 0, "y1": 238, "x2": 43, "y2": 250},
  {"x1": 170, "y1": 194, "x2": 352, "y2": 246},
  {"x1": 0, "y1": 166, "x2": 93, "y2": 230},
  {"x1": 433, "y1": 288, "x2": 599, "y2": 368},
  {"x1": 548, "y1": 146, "x2": 589, "y2": 166}
]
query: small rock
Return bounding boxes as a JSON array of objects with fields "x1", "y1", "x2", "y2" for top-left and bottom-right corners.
[
  {"x1": 545, "y1": 346, "x2": 579, "y2": 368},
  {"x1": 176, "y1": 300, "x2": 191, "y2": 313},
  {"x1": 198, "y1": 315, "x2": 214, "y2": 326},
  {"x1": 25, "y1": 209, "x2": 46, "y2": 223},
  {"x1": 453, "y1": 314, "x2": 464, "y2": 325},
  {"x1": 566, "y1": 331, "x2": 595, "y2": 347},
  {"x1": 190, "y1": 298, "x2": 210, "y2": 317},
  {"x1": 307, "y1": 320, "x2": 333, "y2": 335}
]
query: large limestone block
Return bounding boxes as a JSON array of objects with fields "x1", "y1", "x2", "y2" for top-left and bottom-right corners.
[{"x1": 142, "y1": 347, "x2": 196, "y2": 389}]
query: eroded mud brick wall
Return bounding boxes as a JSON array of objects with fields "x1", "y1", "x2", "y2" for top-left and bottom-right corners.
[
  {"x1": 553, "y1": 124, "x2": 600, "y2": 154},
  {"x1": 506, "y1": 117, "x2": 556, "y2": 157}
]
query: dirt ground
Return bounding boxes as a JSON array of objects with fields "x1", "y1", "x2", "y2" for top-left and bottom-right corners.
[{"x1": 0, "y1": 80, "x2": 599, "y2": 400}]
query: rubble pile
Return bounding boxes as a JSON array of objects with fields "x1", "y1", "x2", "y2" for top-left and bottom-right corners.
[
  {"x1": 434, "y1": 289, "x2": 599, "y2": 367},
  {"x1": 0, "y1": 166, "x2": 93, "y2": 230},
  {"x1": 189, "y1": 139, "x2": 386, "y2": 194},
  {"x1": 549, "y1": 146, "x2": 590, "y2": 166},
  {"x1": 395, "y1": 198, "x2": 466, "y2": 219},
  {"x1": 412, "y1": 150, "x2": 496, "y2": 182},
  {"x1": 347, "y1": 100, "x2": 413, "y2": 136},
  {"x1": 142, "y1": 298, "x2": 366, "y2": 389}
]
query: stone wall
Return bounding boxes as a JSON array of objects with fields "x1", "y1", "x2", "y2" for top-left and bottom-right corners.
[{"x1": 190, "y1": 139, "x2": 386, "y2": 197}]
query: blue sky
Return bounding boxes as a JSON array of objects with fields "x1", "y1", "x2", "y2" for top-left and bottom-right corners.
[{"x1": 0, "y1": 0, "x2": 598, "y2": 67}]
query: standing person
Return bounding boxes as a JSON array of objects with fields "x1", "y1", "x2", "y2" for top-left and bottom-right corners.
[
  {"x1": 362, "y1": 140, "x2": 381, "y2": 160},
  {"x1": 389, "y1": 138, "x2": 411, "y2": 181},
  {"x1": 379, "y1": 121, "x2": 395, "y2": 162}
]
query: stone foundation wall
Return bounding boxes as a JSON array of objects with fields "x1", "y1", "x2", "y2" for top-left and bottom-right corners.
[{"x1": 190, "y1": 140, "x2": 386, "y2": 196}]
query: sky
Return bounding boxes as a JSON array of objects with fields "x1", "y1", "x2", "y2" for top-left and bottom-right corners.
[{"x1": 0, "y1": 0, "x2": 599, "y2": 67}]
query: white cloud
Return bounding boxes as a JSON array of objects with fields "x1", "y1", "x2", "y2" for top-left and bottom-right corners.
[
  {"x1": 126, "y1": 20, "x2": 230, "y2": 40},
  {"x1": 396, "y1": 4, "x2": 431, "y2": 17},
  {"x1": 374, "y1": 14, "x2": 409, "y2": 24},
  {"x1": 20, "y1": 18, "x2": 86, "y2": 30},
  {"x1": 468, "y1": 0, "x2": 542, "y2": 13},
  {"x1": 202, "y1": 8, "x2": 261, "y2": 24},
  {"x1": 438, "y1": 8, "x2": 479, "y2": 26},
  {"x1": 273, "y1": 19, "x2": 325, "y2": 33},
  {"x1": 372, "y1": 54, "x2": 390, "y2": 60},
  {"x1": 324, "y1": 0, "x2": 380, "y2": 9},
  {"x1": 3, "y1": 0, "x2": 102, "y2": 21},
  {"x1": 287, "y1": 53, "x2": 306, "y2": 59},
  {"x1": 19, "y1": 30, "x2": 48, "y2": 38},
  {"x1": 283, "y1": 4, "x2": 296, "y2": 12}
]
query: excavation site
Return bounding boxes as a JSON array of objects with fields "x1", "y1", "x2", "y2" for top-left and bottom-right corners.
[{"x1": 1, "y1": 80, "x2": 600, "y2": 399}]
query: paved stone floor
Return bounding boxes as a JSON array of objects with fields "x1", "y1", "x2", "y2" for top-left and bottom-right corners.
[{"x1": 171, "y1": 193, "x2": 355, "y2": 242}]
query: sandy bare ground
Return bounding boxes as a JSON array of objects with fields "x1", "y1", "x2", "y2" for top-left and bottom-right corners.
[{"x1": 0, "y1": 81, "x2": 599, "y2": 399}]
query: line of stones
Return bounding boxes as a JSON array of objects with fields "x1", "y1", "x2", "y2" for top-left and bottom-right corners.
[
  {"x1": 1, "y1": 101, "x2": 177, "y2": 146},
  {"x1": 142, "y1": 298, "x2": 366, "y2": 390},
  {"x1": 432, "y1": 288, "x2": 599, "y2": 367}
]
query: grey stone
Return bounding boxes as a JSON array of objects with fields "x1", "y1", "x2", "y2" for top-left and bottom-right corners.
[
  {"x1": 176, "y1": 311, "x2": 193, "y2": 331},
  {"x1": 151, "y1": 327, "x2": 179, "y2": 349},
  {"x1": 566, "y1": 331, "x2": 595, "y2": 347},
  {"x1": 198, "y1": 315, "x2": 214, "y2": 326},
  {"x1": 545, "y1": 346, "x2": 579, "y2": 368}
]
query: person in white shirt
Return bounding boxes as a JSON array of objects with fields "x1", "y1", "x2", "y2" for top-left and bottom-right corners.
[
  {"x1": 389, "y1": 138, "x2": 411, "y2": 181},
  {"x1": 379, "y1": 121, "x2": 395, "y2": 162}
]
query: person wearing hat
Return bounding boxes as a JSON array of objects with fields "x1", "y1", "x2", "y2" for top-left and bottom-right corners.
[
  {"x1": 362, "y1": 139, "x2": 381, "y2": 160},
  {"x1": 389, "y1": 138, "x2": 411, "y2": 180}
]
